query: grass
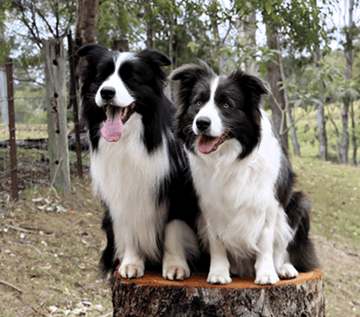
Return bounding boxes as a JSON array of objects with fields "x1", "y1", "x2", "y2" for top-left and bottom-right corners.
[
  {"x1": 1, "y1": 104, "x2": 360, "y2": 316},
  {"x1": 292, "y1": 156, "x2": 360, "y2": 251},
  {"x1": 1, "y1": 156, "x2": 359, "y2": 316},
  {"x1": 0, "y1": 123, "x2": 75, "y2": 141}
]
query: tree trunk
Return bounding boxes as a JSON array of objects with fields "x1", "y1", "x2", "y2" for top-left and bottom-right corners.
[
  {"x1": 112, "y1": 270, "x2": 325, "y2": 316},
  {"x1": 43, "y1": 38, "x2": 70, "y2": 195},
  {"x1": 74, "y1": 0, "x2": 100, "y2": 51},
  {"x1": 345, "y1": 0, "x2": 357, "y2": 165},
  {"x1": 276, "y1": 33, "x2": 301, "y2": 156},
  {"x1": 74, "y1": 0, "x2": 100, "y2": 73},
  {"x1": 210, "y1": 0, "x2": 225, "y2": 74},
  {"x1": 112, "y1": 39, "x2": 129, "y2": 52},
  {"x1": 265, "y1": 21, "x2": 288, "y2": 151},
  {"x1": 144, "y1": 0, "x2": 153, "y2": 49},
  {"x1": 350, "y1": 100, "x2": 357, "y2": 165},
  {"x1": 313, "y1": 49, "x2": 327, "y2": 160},
  {"x1": 341, "y1": 104, "x2": 349, "y2": 163},
  {"x1": 313, "y1": 0, "x2": 328, "y2": 161},
  {"x1": 236, "y1": 5, "x2": 257, "y2": 75}
]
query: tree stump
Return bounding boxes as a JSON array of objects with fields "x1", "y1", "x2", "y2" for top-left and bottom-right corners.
[{"x1": 111, "y1": 269, "x2": 324, "y2": 316}]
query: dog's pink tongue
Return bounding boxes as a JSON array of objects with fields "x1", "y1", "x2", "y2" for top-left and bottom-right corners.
[
  {"x1": 197, "y1": 135, "x2": 220, "y2": 154},
  {"x1": 101, "y1": 114, "x2": 123, "y2": 142}
]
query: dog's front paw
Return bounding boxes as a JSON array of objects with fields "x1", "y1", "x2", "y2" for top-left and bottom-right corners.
[
  {"x1": 119, "y1": 263, "x2": 144, "y2": 279},
  {"x1": 207, "y1": 269, "x2": 232, "y2": 285},
  {"x1": 163, "y1": 265, "x2": 190, "y2": 281},
  {"x1": 255, "y1": 270, "x2": 279, "y2": 285},
  {"x1": 278, "y1": 263, "x2": 298, "y2": 279}
]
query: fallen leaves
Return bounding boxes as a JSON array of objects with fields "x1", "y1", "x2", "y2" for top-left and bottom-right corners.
[
  {"x1": 32, "y1": 196, "x2": 66, "y2": 213},
  {"x1": 48, "y1": 301, "x2": 107, "y2": 316}
]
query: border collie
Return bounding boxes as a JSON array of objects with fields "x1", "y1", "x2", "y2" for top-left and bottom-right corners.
[
  {"x1": 170, "y1": 62, "x2": 319, "y2": 285},
  {"x1": 77, "y1": 44, "x2": 200, "y2": 280}
]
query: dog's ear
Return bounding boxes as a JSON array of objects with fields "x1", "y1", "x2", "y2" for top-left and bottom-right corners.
[
  {"x1": 169, "y1": 62, "x2": 214, "y2": 86},
  {"x1": 137, "y1": 49, "x2": 171, "y2": 67},
  {"x1": 76, "y1": 44, "x2": 109, "y2": 65},
  {"x1": 230, "y1": 70, "x2": 270, "y2": 106}
]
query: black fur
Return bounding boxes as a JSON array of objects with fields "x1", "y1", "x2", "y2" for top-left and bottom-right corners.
[
  {"x1": 171, "y1": 63, "x2": 267, "y2": 159},
  {"x1": 77, "y1": 44, "x2": 201, "y2": 275},
  {"x1": 286, "y1": 192, "x2": 320, "y2": 272},
  {"x1": 171, "y1": 62, "x2": 319, "y2": 274}
]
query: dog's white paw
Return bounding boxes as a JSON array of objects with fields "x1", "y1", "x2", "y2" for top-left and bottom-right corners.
[
  {"x1": 278, "y1": 263, "x2": 298, "y2": 279},
  {"x1": 207, "y1": 269, "x2": 232, "y2": 285},
  {"x1": 163, "y1": 265, "x2": 190, "y2": 281},
  {"x1": 119, "y1": 263, "x2": 144, "y2": 279},
  {"x1": 255, "y1": 270, "x2": 280, "y2": 285}
]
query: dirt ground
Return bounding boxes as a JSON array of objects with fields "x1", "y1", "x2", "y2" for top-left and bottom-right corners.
[{"x1": 0, "y1": 176, "x2": 359, "y2": 316}]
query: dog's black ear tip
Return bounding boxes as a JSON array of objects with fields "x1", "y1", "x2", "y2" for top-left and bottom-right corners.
[
  {"x1": 76, "y1": 43, "x2": 108, "y2": 57},
  {"x1": 161, "y1": 54, "x2": 172, "y2": 67},
  {"x1": 138, "y1": 49, "x2": 172, "y2": 67}
]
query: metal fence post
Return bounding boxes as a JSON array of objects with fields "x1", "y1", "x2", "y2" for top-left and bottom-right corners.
[{"x1": 6, "y1": 57, "x2": 19, "y2": 200}]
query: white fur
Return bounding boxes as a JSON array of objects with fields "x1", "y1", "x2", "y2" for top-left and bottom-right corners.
[
  {"x1": 163, "y1": 220, "x2": 199, "y2": 280},
  {"x1": 189, "y1": 110, "x2": 295, "y2": 285},
  {"x1": 95, "y1": 53, "x2": 136, "y2": 108},
  {"x1": 192, "y1": 77, "x2": 223, "y2": 137},
  {"x1": 91, "y1": 113, "x2": 170, "y2": 277}
]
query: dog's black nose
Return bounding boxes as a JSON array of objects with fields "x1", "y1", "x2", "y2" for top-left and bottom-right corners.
[
  {"x1": 196, "y1": 116, "x2": 211, "y2": 131},
  {"x1": 100, "y1": 86, "x2": 116, "y2": 101}
]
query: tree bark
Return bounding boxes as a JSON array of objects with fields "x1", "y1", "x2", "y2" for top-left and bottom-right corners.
[
  {"x1": 345, "y1": 0, "x2": 357, "y2": 165},
  {"x1": 112, "y1": 39, "x2": 129, "y2": 52},
  {"x1": 144, "y1": 0, "x2": 153, "y2": 49},
  {"x1": 210, "y1": 0, "x2": 225, "y2": 74},
  {"x1": 74, "y1": 0, "x2": 100, "y2": 76},
  {"x1": 276, "y1": 33, "x2": 301, "y2": 156},
  {"x1": 350, "y1": 100, "x2": 357, "y2": 165},
  {"x1": 74, "y1": 0, "x2": 100, "y2": 52},
  {"x1": 43, "y1": 38, "x2": 70, "y2": 195},
  {"x1": 265, "y1": 20, "x2": 288, "y2": 151},
  {"x1": 236, "y1": 5, "x2": 257, "y2": 75},
  {"x1": 313, "y1": 0, "x2": 328, "y2": 161},
  {"x1": 112, "y1": 270, "x2": 325, "y2": 316},
  {"x1": 341, "y1": 104, "x2": 349, "y2": 163}
]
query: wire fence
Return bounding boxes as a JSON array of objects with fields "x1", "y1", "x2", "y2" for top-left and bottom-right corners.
[{"x1": 0, "y1": 57, "x2": 89, "y2": 202}]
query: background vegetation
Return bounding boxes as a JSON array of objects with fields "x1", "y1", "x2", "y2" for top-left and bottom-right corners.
[{"x1": 0, "y1": 0, "x2": 359, "y2": 316}]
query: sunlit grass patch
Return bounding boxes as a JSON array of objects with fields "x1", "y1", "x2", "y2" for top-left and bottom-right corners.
[{"x1": 292, "y1": 156, "x2": 360, "y2": 251}]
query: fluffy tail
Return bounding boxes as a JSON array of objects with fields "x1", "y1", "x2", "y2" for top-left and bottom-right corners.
[{"x1": 286, "y1": 192, "x2": 320, "y2": 272}]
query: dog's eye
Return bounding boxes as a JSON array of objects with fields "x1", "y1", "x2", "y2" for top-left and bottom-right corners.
[
  {"x1": 222, "y1": 103, "x2": 230, "y2": 109},
  {"x1": 196, "y1": 101, "x2": 202, "y2": 106}
]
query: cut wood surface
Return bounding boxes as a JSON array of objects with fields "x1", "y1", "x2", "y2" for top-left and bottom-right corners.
[{"x1": 112, "y1": 269, "x2": 325, "y2": 317}]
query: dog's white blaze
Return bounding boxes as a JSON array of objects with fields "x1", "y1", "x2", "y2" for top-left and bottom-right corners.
[
  {"x1": 95, "y1": 52, "x2": 136, "y2": 108},
  {"x1": 189, "y1": 110, "x2": 293, "y2": 279},
  {"x1": 91, "y1": 113, "x2": 170, "y2": 263},
  {"x1": 192, "y1": 76, "x2": 223, "y2": 137}
]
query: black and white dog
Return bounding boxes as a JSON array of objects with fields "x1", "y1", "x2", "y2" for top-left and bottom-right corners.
[
  {"x1": 170, "y1": 62, "x2": 319, "y2": 285},
  {"x1": 77, "y1": 44, "x2": 200, "y2": 280}
]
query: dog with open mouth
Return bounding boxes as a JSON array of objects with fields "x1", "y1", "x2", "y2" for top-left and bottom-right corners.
[
  {"x1": 77, "y1": 44, "x2": 201, "y2": 280},
  {"x1": 170, "y1": 62, "x2": 319, "y2": 285}
]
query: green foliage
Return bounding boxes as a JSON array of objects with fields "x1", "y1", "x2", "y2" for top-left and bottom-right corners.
[
  {"x1": 0, "y1": 0, "x2": 11, "y2": 64},
  {"x1": 14, "y1": 86, "x2": 47, "y2": 124},
  {"x1": 97, "y1": 0, "x2": 135, "y2": 48}
]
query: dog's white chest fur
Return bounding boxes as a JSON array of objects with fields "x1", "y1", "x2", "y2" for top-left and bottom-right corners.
[
  {"x1": 189, "y1": 112, "x2": 290, "y2": 258},
  {"x1": 90, "y1": 113, "x2": 170, "y2": 262}
]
